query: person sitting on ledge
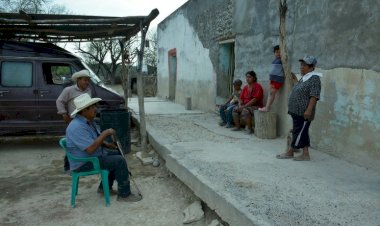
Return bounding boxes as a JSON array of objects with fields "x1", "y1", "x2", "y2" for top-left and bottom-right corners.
[
  {"x1": 231, "y1": 71, "x2": 264, "y2": 134},
  {"x1": 218, "y1": 79, "x2": 242, "y2": 128}
]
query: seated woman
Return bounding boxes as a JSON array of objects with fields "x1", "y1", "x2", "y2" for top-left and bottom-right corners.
[{"x1": 231, "y1": 71, "x2": 264, "y2": 134}]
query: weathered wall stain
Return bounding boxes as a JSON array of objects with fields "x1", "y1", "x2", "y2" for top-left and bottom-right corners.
[{"x1": 312, "y1": 68, "x2": 380, "y2": 171}]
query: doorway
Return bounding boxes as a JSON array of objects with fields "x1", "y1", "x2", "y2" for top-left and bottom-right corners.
[
  {"x1": 217, "y1": 41, "x2": 235, "y2": 101},
  {"x1": 168, "y1": 48, "x2": 177, "y2": 101}
]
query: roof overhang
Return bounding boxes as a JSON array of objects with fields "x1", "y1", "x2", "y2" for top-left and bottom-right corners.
[{"x1": 0, "y1": 9, "x2": 159, "y2": 42}]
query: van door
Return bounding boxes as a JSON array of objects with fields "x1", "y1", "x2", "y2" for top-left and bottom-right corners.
[
  {"x1": 36, "y1": 62, "x2": 74, "y2": 133},
  {"x1": 0, "y1": 60, "x2": 37, "y2": 133}
]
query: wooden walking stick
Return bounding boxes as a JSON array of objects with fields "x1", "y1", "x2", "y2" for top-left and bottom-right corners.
[{"x1": 112, "y1": 134, "x2": 143, "y2": 197}]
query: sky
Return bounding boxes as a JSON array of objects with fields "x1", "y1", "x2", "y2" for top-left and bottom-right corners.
[
  {"x1": 53, "y1": 0, "x2": 188, "y2": 59},
  {"x1": 54, "y1": 0, "x2": 188, "y2": 28}
]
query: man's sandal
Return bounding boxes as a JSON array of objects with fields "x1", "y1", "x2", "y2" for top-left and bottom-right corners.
[
  {"x1": 293, "y1": 155, "x2": 310, "y2": 161},
  {"x1": 276, "y1": 153, "x2": 294, "y2": 159}
]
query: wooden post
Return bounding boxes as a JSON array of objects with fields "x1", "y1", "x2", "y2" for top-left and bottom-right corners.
[
  {"x1": 274, "y1": 0, "x2": 294, "y2": 136},
  {"x1": 137, "y1": 20, "x2": 149, "y2": 153},
  {"x1": 254, "y1": 110, "x2": 277, "y2": 139}
]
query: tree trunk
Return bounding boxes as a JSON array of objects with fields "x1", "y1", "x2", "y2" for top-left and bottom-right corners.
[
  {"x1": 254, "y1": 110, "x2": 277, "y2": 139},
  {"x1": 279, "y1": 0, "x2": 292, "y2": 85},
  {"x1": 275, "y1": 0, "x2": 293, "y2": 136}
]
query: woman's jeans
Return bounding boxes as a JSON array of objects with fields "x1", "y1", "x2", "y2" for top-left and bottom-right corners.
[
  {"x1": 74, "y1": 149, "x2": 131, "y2": 197},
  {"x1": 219, "y1": 104, "x2": 236, "y2": 125}
]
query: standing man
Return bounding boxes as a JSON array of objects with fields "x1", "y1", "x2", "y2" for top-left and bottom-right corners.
[
  {"x1": 276, "y1": 56, "x2": 322, "y2": 161},
  {"x1": 56, "y1": 69, "x2": 92, "y2": 124},
  {"x1": 56, "y1": 69, "x2": 92, "y2": 172},
  {"x1": 232, "y1": 71, "x2": 264, "y2": 134},
  {"x1": 66, "y1": 93, "x2": 141, "y2": 202}
]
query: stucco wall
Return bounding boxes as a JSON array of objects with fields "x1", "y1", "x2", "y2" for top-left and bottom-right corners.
[
  {"x1": 157, "y1": 0, "x2": 380, "y2": 171},
  {"x1": 157, "y1": 10, "x2": 215, "y2": 110},
  {"x1": 231, "y1": 0, "x2": 380, "y2": 171},
  {"x1": 157, "y1": 0, "x2": 233, "y2": 110},
  {"x1": 233, "y1": 0, "x2": 380, "y2": 138},
  {"x1": 313, "y1": 68, "x2": 380, "y2": 171},
  {"x1": 233, "y1": 0, "x2": 380, "y2": 75}
]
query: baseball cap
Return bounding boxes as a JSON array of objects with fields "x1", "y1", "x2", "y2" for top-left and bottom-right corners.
[{"x1": 299, "y1": 56, "x2": 317, "y2": 66}]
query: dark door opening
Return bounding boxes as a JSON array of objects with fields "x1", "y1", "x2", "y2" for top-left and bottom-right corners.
[
  {"x1": 168, "y1": 48, "x2": 177, "y2": 101},
  {"x1": 217, "y1": 42, "x2": 235, "y2": 100}
]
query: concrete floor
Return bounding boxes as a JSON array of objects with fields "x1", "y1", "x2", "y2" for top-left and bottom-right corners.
[{"x1": 129, "y1": 97, "x2": 380, "y2": 226}]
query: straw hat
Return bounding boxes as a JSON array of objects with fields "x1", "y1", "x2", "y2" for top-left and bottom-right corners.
[
  {"x1": 71, "y1": 69, "x2": 91, "y2": 81},
  {"x1": 70, "y1": 93, "x2": 102, "y2": 117}
]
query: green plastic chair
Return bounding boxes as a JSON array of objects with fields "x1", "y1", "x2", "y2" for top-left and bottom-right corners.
[{"x1": 59, "y1": 138, "x2": 110, "y2": 207}]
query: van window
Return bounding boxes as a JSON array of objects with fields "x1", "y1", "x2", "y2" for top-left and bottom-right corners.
[
  {"x1": 43, "y1": 63, "x2": 72, "y2": 85},
  {"x1": 1, "y1": 61, "x2": 33, "y2": 87}
]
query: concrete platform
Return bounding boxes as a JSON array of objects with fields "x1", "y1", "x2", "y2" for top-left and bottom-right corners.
[
  {"x1": 128, "y1": 97, "x2": 203, "y2": 115},
  {"x1": 129, "y1": 97, "x2": 380, "y2": 226}
]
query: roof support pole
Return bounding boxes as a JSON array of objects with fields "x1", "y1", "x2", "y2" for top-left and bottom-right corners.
[{"x1": 136, "y1": 20, "x2": 149, "y2": 154}]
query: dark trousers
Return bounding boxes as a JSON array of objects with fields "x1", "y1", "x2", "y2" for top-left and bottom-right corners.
[
  {"x1": 64, "y1": 155, "x2": 70, "y2": 171},
  {"x1": 290, "y1": 114, "x2": 311, "y2": 149},
  {"x1": 219, "y1": 104, "x2": 235, "y2": 125},
  {"x1": 74, "y1": 150, "x2": 131, "y2": 197}
]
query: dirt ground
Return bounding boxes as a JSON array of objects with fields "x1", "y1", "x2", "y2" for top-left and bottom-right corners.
[{"x1": 0, "y1": 129, "x2": 225, "y2": 226}]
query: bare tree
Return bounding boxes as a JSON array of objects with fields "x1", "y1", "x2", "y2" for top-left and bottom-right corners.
[
  {"x1": 45, "y1": 3, "x2": 68, "y2": 14},
  {"x1": 1, "y1": 0, "x2": 67, "y2": 14},
  {"x1": 144, "y1": 30, "x2": 158, "y2": 74},
  {"x1": 119, "y1": 38, "x2": 139, "y2": 95},
  {"x1": 76, "y1": 41, "x2": 109, "y2": 79},
  {"x1": 76, "y1": 38, "x2": 139, "y2": 84}
]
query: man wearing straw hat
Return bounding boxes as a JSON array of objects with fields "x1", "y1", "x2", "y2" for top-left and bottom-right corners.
[
  {"x1": 66, "y1": 93, "x2": 142, "y2": 202},
  {"x1": 56, "y1": 69, "x2": 92, "y2": 124},
  {"x1": 56, "y1": 69, "x2": 92, "y2": 173}
]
